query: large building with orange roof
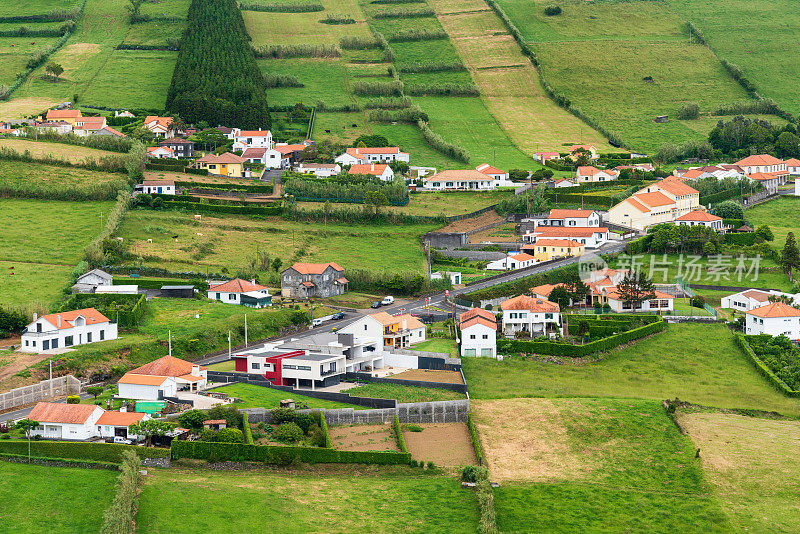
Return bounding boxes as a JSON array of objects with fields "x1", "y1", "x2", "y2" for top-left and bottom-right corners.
[
  {"x1": 500, "y1": 295, "x2": 561, "y2": 337},
  {"x1": 207, "y1": 278, "x2": 272, "y2": 308},
  {"x1": 118, "y1": 354, "x2": 208, "y2": 398},
  {"x1": 340, "y1": 311, "x2": 426, "y2": 348},
  {"x1": 608, "y1": 178, "x2": 701, "y2": 231},
  {"x1": 281, "y1": 262, "x2": 348, "y2": 299},
  {"x1": 745, "y1": 301, "x2": 800, "y2": 340},
  {"x1": 460, "y1": 308, "x2": 497, "y2": 358},
  {"x1": 20, "y1": 308, "x2": 117, "y2": 353}
]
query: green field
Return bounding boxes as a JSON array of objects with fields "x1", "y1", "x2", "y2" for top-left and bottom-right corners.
[
  {"x1": 493, "y1": 0, "x2": 757, "y2": 152},
  {"x1": 0, "y1": 460, "x2": 117, "y2": 533},
  {"x1": 0, "y1": 260, "x2": 74, "y2": 310},
  {"x1": 0, "y1": 36, "x2": 61, "y2": 86},
  {"x1": 346, "y1": 381, "x2": 466, "y2": 402},
  {"x1": 136, "y1": 468, "x2": 479, "y2": 533},
  {"x1": 117, "y1": 210, "x2": 438, "y2": 276},
  {"x1": 0, "y1": 138, "x2": 120, "y2": 163},
  {"x1": 212, "y1": 382, "x2": 363, "y2": 410},
  {"x1": 410, "y1": 338, "x2": 458, "y2": 357},
  {"x1": 0, "y1": 159, "x2": 127, "y2": 197},
  {"x1": 474, "y1": 398, "x2": 730, "y2": 532},
  {"x1": 746, "y1": 195, "x2": 800, "y2": 247},
  {"x1": 298, "y1": 190, "x2": 511, "y2": 217},
  {"x1": 0, "y1": 0, "x2": 81, "y2": 17},
  {"x1": 668, "y1": 0, "x2": 800, "y2": 115},
  {"x1": 463, "y1": 322, "x2": 800, "y2": 415}
]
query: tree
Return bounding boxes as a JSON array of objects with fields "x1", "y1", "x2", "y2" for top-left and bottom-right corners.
[
  {"x1": 66, "y1": 395, "x2": 80, "y2": 404},
  {"x1": 178, "y1": 409, "x2": 207, "y2": 430},
  {"x1": 775, "y1": 131, "x2": 800, "y2": 159},
  {"x1": 714, "y1": 200, "x2": 744, "y2": 220},
  {"x1": 548, "y1": 286, "x2": 571, "y2": 308},
  {"x1": 45, "y1": 62, "x2": 63, "y2": 82},
  {"x1": 781, "y1": 232, "x2": 800, "y2": 283},
  {"x1": 126, "y1": 0, "x2": 145, "y2": 21},
  {"x1": 87, "y1": 386, "x2": 104, "y2": 399},
  {"x1": 271, "y1": 257, "x2": 283, "y2": 272},
  {"x1": 189, "y1": 128, "x2": 231, "y2": 152},
  {"x1": 616, "y1": 271, "x2": 656, "y2": 311},
  {"x1": 702, "y1": 241, "x2": 716, "y2": 257},
  {"x1": 676, "y1": 102, "x2": 700, "y2": 120},
  {"x1": 15, "y1": 419, "x2": 38, "y2": 461},
  {"x1": 129, "y1": 419, "x2": 176, "y2": 447},
  {"x1": 353, "y1": 134, "x2": 388, "y2": 148},
  {"x1": 755, "y1": 225, "x2": 774, "y2": 242}
]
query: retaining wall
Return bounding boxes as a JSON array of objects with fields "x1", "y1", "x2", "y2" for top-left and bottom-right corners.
[
  {"x1": 316, "y1": 399, "x2": 470, "y2": 425},
  {"x1": 0, "y1": 375, "x2": 81, "y2": 412},
  {"x1": 344, "y1": 372, "x2": 467, "y2": 393}
]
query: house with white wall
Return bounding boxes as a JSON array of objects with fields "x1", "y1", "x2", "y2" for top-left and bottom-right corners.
[
  {"x1": 117, "y1": 373, "x2": 178, "y2": 401},
  {"x1": 500, "y1": 295, "x2": 561, "y2": 337},
  {"x1": 208, "y1": 278, "x2": 272, "y2": 308},
  {"x1": 537, "y1": 209, "x2": 601, "y2": 228},
  {"x1": 608, "y1": 178, "x2": 700, "y2": 231},
  {"x1": 143, "y1": 116, "x2": 175, "y2": 138},
  {"x1": 785, "y1": 158, "x2": 800, "y2": 176},
  {"x1": 71, "y1": 269, "x2": 113, "y2": 293},
  {"x1": 745, "y1": 302, "x2": 800, "y2": 340},
  {"x1": 721, "y1": 289, "x2": 799, "y2": 312},
  {"x1": 424, "y1": 169, "x2": 497, "y2": 190},
  {"x1": 486, "y1": 252, "x2": 536, "y2": 271},
  {"x1": 747, "y1": 172, "x2": 782, "y2": 194},
  {"x1": 523, "y1": 226, "x2": 609, "y2": 248},
  {"x1": 296, "y1": 163, "x2": 341, "y2": 177},
  {"x1": 459, "y1": 308, "x2": 496, "y2": 358},
  {"x1": 605, "y1": 289, "x2": 674, "y2": 313},
  {"x1": 431, "y1": 271, "x2": 462, "y2": 285},
  {"x1": 118, "y1": 355, "x2": 208, "y2": 398},
  {"x1": 475, "y1": 163, "x2": 514, "y2": 186},
  {"x1": 20, "y1": 308, "x2": 117, "y2": 353},
  {"x1": 674, "y1": 210, "x2": 723, "y2": 230},
  {"x1": 96, "y1": 411, "x2": 149, "y2": 440},
  {"x1": 135, "y1": 180, "x2": 176, "y2": 195},
  {"x1": 146, "y1": 146, "x2": 174, "y2": 159},
  {"x1": 28, "y1": 403, "x2": 104, "y2": 441},
  {"x1": 335, "y1": 147, "x2": 410, "y2": 166},
  {"x1": 576, "y1": 166, "x2": 618, "y2": 183},
  {"x1": 339, "y1": 312, "x2": 426, "y2": 349},
  {"x1": 735, "y1": 154, "x2": 787, "y2": 176},
  {"x1": 348, "y1": 163, "x2": 394, "y2": 181},
  {"x1": 523, "y1": 239, "x2": 585, "y2": 261},
  {"x1": 553, "y1": 178, "x2": 577, "y2": 188},
  {"x1": 568, "y1": 144, "x2": 598, "y2": 160},
  {"x1": 231, "y1": 129, "x2": 273, "y2": 152}
]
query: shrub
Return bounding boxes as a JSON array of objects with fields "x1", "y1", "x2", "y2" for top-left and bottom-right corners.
[
  {"x1": 254, "y1": 44, "x2": 340, "y2": 59},
  {"x1": 172, "y1": 440, "x2": 411, "y2": 464},
  {"x1": 178, "y1": 409, "x2": 207, "y2": 430},
  {"x1": 99, "y1": 451, "x2": 140, "y2": 534},
  {"x1": 714, "y1": 200, "x2": 744, "y2": 220},
  {"x1": 417, "y1": 120, "x2": 469, "y2": 163},
  {"x1": 274, "y1": 422, "x2": 304, "y2": 443},
  {"x1": 339, "y1": 36, "x2": 381, "y2": 50},
  {"x1": 404, "y1": 424, "x2": 423, "y2": 432},
  {"x1": 215, "y1": 428, "x2": 245, "y2": 443},
  {"x1": 294, "y1": 412, "x2": 316, "y2": 434},
  {"x1": 543, "y1": 5, "x2": 561, "y2": 15},
  {"x1": 373, "y1": 7, "x2": 435, "y2": 18},
  {"x1": 676, "y1": 102, "x2": 700, "y2": 120},
  {"x1": 393, "y1": 414, "x2": 408, "y2": 452},
  {"x1": 66, "y1": 395, "x2": 80, "y2": 404},
  {"x1": 309, "y1": 424, "x2": 327, "y2": 447},
  {"x1": 387, "y1": 29, "x2": 447, "y2": 42},
  {"x1": 321, "y1": 13, "x2": 355, "y2": 24},
  {"x1": 240, "y1": 2, "x2": 324, "y2": 12},
  {"x1": 461, "y1": 464, "x2": 488, "y2": 482},
  {"x1": 263, "y1": 73, "x2": 304, "y2": 88},
  {"x1": 352, "y1": 80, "x2": 404, "y2": 96}
]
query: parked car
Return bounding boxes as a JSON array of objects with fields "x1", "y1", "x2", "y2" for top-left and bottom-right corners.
[
  {"x1": 113, "y1": 436, "x2": 132, "y2": 445},
  {"x1": 381, "y1": 296, "x2": 395, "y2": 306},
  {"x1": 371, "y1": 301, "x2": 382, "y2": 308},
  {"x1": 331, "y1": 312, "x2": 345, "y2": 320}
]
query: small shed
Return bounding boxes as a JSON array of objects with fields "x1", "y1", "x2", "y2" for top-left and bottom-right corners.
[
  {"x1": 203, "y1": 419, "x2": 227, "y2": 430},
  {"x1": 654, "y1": 115, "x2": 669, "y2": 123},
  {"x1": 160, "y1": 285, "x2": 195, "y2": 298}
]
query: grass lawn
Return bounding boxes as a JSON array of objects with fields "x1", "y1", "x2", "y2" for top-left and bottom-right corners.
[
  {"x1": 463, "y1": 322, "x2": 800, "y2": 415},
  {"x1": 746, "y1": 195, "x2": 800, "y2": 247},
  {"x1": 135, "y1": 468, "x2": 479, "y2": 533},
  {"x1": 117, "y1": 209, "x2": 438, "y2": 276},
  {"x1": 678, "y1": 410, "x2": 800, "y2": 532},
  {"x1": 0, "y1": 260, "x2": 74, "y2": 310},
  {"x1": 0, "y1": 36, "x2": 61, "y2": 86},
  {"x1": 410, "y1": 338, "x2": 458, "y2": 357},
  {"x1": 316, "y1": 291, "x2": 382, "y2": 309},
  {"x1": 346, "y1": 381, "x2": 466, "y2": 402},
  {"x1": 0, "y1": 460, "x2": 117, "y2": 533},
  {"x1": 123, "y1": 20, "x2": 185, "y2": 46},
  {"x1": 211, "y1": 382, "x2": 363, "y2": 410},
  {"x1": 0, "y1": 159, "x2": 128, "y2": 197},
  {"x1": 0, "y1": 138, "x2": 120, "y2": 163},
  {"x1": 259, "y1": 58, "x2": 355, "y2": 108},
  {"x1": 0, "y1": 0, "x2": 80, "y2": 17},
  {"x1": 206, "y1": 360, "x2": 237, "y2": 372},
  {"x1": 667, "y1": 0, "x2": 800, "y2": 115},
  {"x1": 474, "y1": 397, "x2": 730, "y2": 532},
  {"x1": 297, "y1": 190, "x2": 512, "y2": 217}
]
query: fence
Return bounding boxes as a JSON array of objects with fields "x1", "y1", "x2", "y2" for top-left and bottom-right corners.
[
  {"x1": 676, "y1": 277, "x2": 718, "y2": 317},
  {"x1": 344, "y1": 372, "x2": 467, "y2": 393},
  {"x1": 0, "y1": 375, "x2": 81, "y2": 412},
  {"x1": 320, "y1": 399, "x2": 470, "y2": 425}
]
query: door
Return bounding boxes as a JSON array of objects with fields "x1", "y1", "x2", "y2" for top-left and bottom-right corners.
[
  {"x1": 115, "y1": 427, "x2": 127, "y2": 438},
  {"x1": 43, "y1": 339, "x2": 50, "y2": 351},
  {"x1": 157, "y1": 187, "x2": 162, "y2": 194}
]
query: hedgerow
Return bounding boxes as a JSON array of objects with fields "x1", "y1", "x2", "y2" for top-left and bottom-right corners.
[
  {"x1": 373, "y1": 7, "x2": 435, "y2": 18},
  {"x1": 339, "y1": 36, "x2": 381, "y2": 50},
  {"x1": 59, "y1": 293, "x2": 147, "y2": 329},
  {"x1": 392, "y1": 414, "x2": 408, "y2": 453},
  {"x1": 387, "y1": 29, "x2": 447, "y2": 42},
  {"x1": 740, "y1": 334, "x2": 800, "y2": 395},
  {"x1": 352, "y1": 80, "x2": 404, "y2": 96},
  {"x1": 363, "y1": 96, "x2": 412, "y2": 109},
  {"x1": 405, "y1": 82, "x2": 480, "y2": 97},
  {"x1": 0, "y1": 441, "x2": 169, "y2": 462},
  {"x1": 254, "y1": 44, "x2": 340, "y2": 58},
  {"x1": 263, "y1": 73, "x2": 304, "y2": 88},
  {"x1": 284, "y1": 175, "x2": 408, "y2": 204},
  {"x1": 171, "y1": 440, "x2": 412, "y2": 464},
  {"x1": 240, "y1": 2, "x2": 324, "y2": 12},
  {"x1": 99, "y1": 451, "x2": 140, "y2": 534},
  {"x1": 417, "y1": 120, "x2": 469, "y2": 163},
  {"x1": 368, "y1": 104, "x2": 428, "y2": 123},
  {"x1": 399, "y1": 61, "x2": 466, "y2": 73}
]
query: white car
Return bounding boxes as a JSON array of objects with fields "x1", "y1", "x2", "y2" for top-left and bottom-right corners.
[
  {"x1": 113, "y1": 436, "x2": 132, "y2": 445},
  {"x1": 381, "y1": 296, "x2": 394, "y2": 306}
]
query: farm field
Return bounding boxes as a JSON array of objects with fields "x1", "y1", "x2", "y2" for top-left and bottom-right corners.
[
  {"x1": 473, "y1": 397, "x2": 730, "y2": 532},
  {"x1": 0, "y1": 159, "x2": 127, "y2": 198},
  {"x1": 0, "y1": 460, "x2": 117, "y2": 533},
  {"x1": 429, "y1": 0, "x2": 611, "y2": 153},
  {"x1": 677, "y1": 410, "x2": 800, "y2": 532},
  {"x1": 211, "y1": 382, "x2": 362, "y2": 410},
  {"x1": 402, "y1": 422, "x2": 476, "y2": 466},
  {"x1": 0, "y1": 36, "x2": 62, "y2": 86},
  {"x1": 297, "y1": 190, "x2": 512, "y2": 217},
  {"x1": 408, "y1": 338, "x2": 459, "y2": 358},
  {"x1": 0, "y1": 260, "x2": 74, "y2": 310},
  {"x1": 0, "y1": 0, "x2": 81, "y2": 17},
  {"x1": 0, "y1": 138, "x2": 120, "y2": 163},
  {"x1": 330, "y1": 424, "x2": 399, "y2": 452},
  {"x1": 668, "y1": 0, "x2": 800, "y2": 115},
  {"x1": 135, "y1": 468, "x2": 480, "y2": 533},
  {"x1": 494, "y1": 0, "x2": 756, "y2": 152},
  {"x1": 117, "y1": 210, "x2": 437, "y2": 276},
  {"x1": 462, "y1": 322, "x2": 800, "y2": 416},
  {"x1": 746, "y1": 195, "x2": 800, "y2": 247},
  {"x1": 143, "y1": 170, "x2": 263, "y2": 186},
  {"x1": 345, "y1": 381, "x2": 466, "y2": 402}
]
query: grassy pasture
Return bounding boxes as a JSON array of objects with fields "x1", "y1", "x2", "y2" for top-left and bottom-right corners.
[
  {"x1": 139, "y1": 0, "x2": 190, "y2": 18},
  {"x1": 299, "y1": 189, "x2": 511, "y2": 216},
  {"x1": 474, "y1": 397, "x2": 730, "y2": 532},
  {"x1": 0, "y1": 0, "x2": 80, "y2": 17},
  {"x1": 463, "y1": 322, "x2": 800, "y2": 416},
  {"x1": 135, "y1": 468, "x2": 479, "y2": 533},
  {"x1": 212, "y1": 382, "x2": 363, "y2": 410},
  {"x1": 0, "y1": 36, "x2": 61, "y2": 86},
  {"x1": 0, "y1": 138, "x2": 119, "y2": 163},
  {"x1": 0, "y1": 460, "x2": 117, "y2": 533},
  {"x1": 0, "y1": 260, "x2": 73, "y2": 309},
  {"x1": 668, "y1": 0, "x2": 800, "y2": 114},
  {"x1": 0, "y1": 159, "x2": 127, "y2": 195},
  {"x1": 117, "y1": 210, "x2": 437, "y2": 275},
  {"x1": 258, "y1": 58, "x2": 354, "y2": 108},
  {"x1": 746, "y1": 195, "x2": 800, "y2": 247},
  {"x1": 678, "y1": 410, "x2": 800, "y2": 532},
  {"x1": 123, "y1": 20, "x2": 186, "y2": 46},
  {"x1": 346, "y1": 382, "x2": 466, "y2": 402},
  {"x1": 78, "y1": 50, "x2": 177, "y2": 109}
]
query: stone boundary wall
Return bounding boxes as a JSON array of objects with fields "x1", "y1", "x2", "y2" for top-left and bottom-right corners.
[
  {"x1": 0, "y1": 375, "x2": 81, "y2": 412},
  {"x1": 245, "y1": 399, "x2": 470, "y2": 425}
]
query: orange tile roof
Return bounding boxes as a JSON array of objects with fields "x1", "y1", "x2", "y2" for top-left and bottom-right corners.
[
  {"x1": 203, "y1": 419, "x2": 226, "y2": 425},
  {"x1": 569, "y1": 144, "x2": 595, "y2": 152},
  {"x1": 236, "y1": 130, "x2": 271, "y2": 137},
  {"x1": 681, "y1": 169, "x2": 705, "y2": 179},
  {"x1": 606, "y1": 289, "x2": 675, "y2": 301},
  {"x1": 510, "y1": 253, "x2": 536, "y2": 261},
  {"x1": 118, "y1": 373, "x2": 172, "y2": 386},
  {"x1": 460, "y1": 315, "x2": 497, "y2": 331},
  {"x1": 142, "y1": 179, "x2": 175, "y2": 186},
  {"x1": 577, "y1": 166, "x2": 601, "y2": 175},
  {"x1": 675, "y1": 210, "x2": 722, "y2": 222},
  {"x1": 655, "y1": 178, "x2": 699, "y2": 196},
  {"x1": 129, "y1": 355, "x2": 205, "y2": 377},
  {"x1": 533, "y1": 238, "x2": 583, "y2": 247},
  {"x1": 624, "y1": 197, "x2": 649, "y2": 213},
  {"x1": 548, "y1": 209, "x2": 594, "y2": 218},
  {"x1": 348, "y1": 163, "x2": 389, "y2": 176},
  {"x1": 46, "y1": 109, "x2": 81, "y2": 120},
  {"x1": 209, "y1": 278, "x2": 268, "y2": 293},
  {"x1": 288, "y1": 262, "x2": 344, "y2": 275},
  {"x1": 554, "y1": 178, "x2": 575, "y2": 184},
  {"x1": 533, "y1": 227, "x2": 608, "y2": 238},
  {"x1": 736, "y1": 154, "x2": 784, "y2": 167},
  {"x1": 425, "y1": 169, "x2": 491, "y2": 181},
  {"x1": 740, "y1": 290, "x2": 771, "y2": 302},
  {"x1": 197, "y1": 152, "x2": 245, "y2": 164},
  {"x1": 475, "y1": 163, "x2": 504, "y2": 175},
  {"x1": 530, "y1": 283, "x2": 564, "y2": 297},
  {"x1": 501, "y1": 295, "x2": 560, "y2": 312},
  {"x1": 177, "y1": 374, "x2": 205, "y2": 382},
  {"x1": 275, "y1": 144, "x2": 308, "y2": 154},
  {"x1": 635, "y1": 191, "x2": 674, "y2": 207},
  {"x1": 460, "y1": 308, "x2": 496, "y2": 322},
  {"x1": 147, "y1": 146, "x2": 173, "y2": 155},
  {"x1": 347, "y1": 147, "x2": 402, "y2": 155},
  {"x1": 747, "y1": 301, "x2": 800, "y2": 318},
  {"x1": 144, "y1": 116, "x2": 173, "y2": 128},
  {"x1": 41, "y1": 308, "x2": 109, "y2": 330},
  {"x1": 28, "y1": 402, "x2": 98, "y2": 424},
  {"x1": 96, "y1": 411, "x2": 145, "y2": 427},
  {"x1": 784, "y1": 158, "x2": 800, "y2": 167},
  {"x1": 370, "y1": 312, "x2": 424, "y2": 330},
  {"x1": 747, "y1": 172, "x2": 780, "y2": 181},
  {"x1": 74, "y1": 117, "x2": 106, "y2": 130}
]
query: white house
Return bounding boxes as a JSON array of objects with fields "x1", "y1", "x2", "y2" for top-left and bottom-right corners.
[
  {"x1": 431, "y1": 271, "x2": 462, "y2": 285},
  {"x1": 95, "y1": 285, "x2": 138, "y2": 295},
  {"x1": 340, "y1": 312, "x2": 426, "y2": 349},
  {"x1": 459, "y1": 308, "x2": 497, "y2": 358},
  {"x1": 553, "y1": 178, "x2": 578, "y2": 188},
  {"x1": 143, "y1": 116, "x2": 174, "y2": 138},
  {"x1": 568, "y1": 144, "x2": 598, "y2": 160},
  {"x1": 296, "y1": 163, "x2": 341, "y2": 178},
  {"x1": 231, "y1": 129, "x2": 273, "y2": 152},
  {"x1": 348, "y1": 163, "x2": 394, "y2": 182},
  {"x1": 208, "y1": 278, "x2": 272, "y2": 308},
  {"x1": 71, "y1": 268, "x2": 113, "y2": 293},
  {"x1": 96, "y1": 411, "x2": 150, "y2": 440},
  {"x1": 118, "y1": 355, "x2": 208, "y2": 398},
  {"x1": 500, "y1": 295, "x2": 561, "y2": 337},
  {"x1": 745, "y1": 302, "x2": 800, "y2": 340},
  {"x1": 674, "y1": 210, "x2": 723, "y2": 230},
  {"x1": 28, "y1": 403, "x2": 104, "y2": 441},
  {"x1": 608, "y1": 178, "x2": 701, "y2": 231},
  {"x1": 72, "y1": 116, "x2": 108, "y2": 137},
  {"x1": 534, "y1": 151, "x2": 560, "y2": 163},
  {"x1": 146, "y1": 146, "x2": 175, "y2": 159},
  {"x1": 486, "y1": 253, "x2": 537, "y2": 271},
  {"x1": 135, "y1": 180, "x2": 176, "y2": 195},
  {"x1": 721, "y1": 289, "x2": 799, "y2": 312},
  {"x1": 20, "y1": 308, "x2": 117, "y2": 353},
  {"x1": 117, "y1": 373, "x2": 178, "y2": 401},
  {"x1": 605, "y1": 289, "x2": 674, "y2": 313},
  {"x1": 785, "y1": 158, "x2": 800, "y2": 176},
  {"x1": 537, "y1": 209, "x2": 601, "y2": 228},
  {"x1": 475, "y1": 163, "x2": 514, "y2": 186},
  {"x1": 576, "y1": 166, "x2": 618, "y2": 183},
  {"x1": 735, "y1": 154, "x2": 787, "y2": 176},
  {"x1": 424, "y1": 169, "x2": 497, "y2": 190},
  {"x1": 748, "y1": 172, "x2": 782, "y2": 195},
  {"x1": 523, "y1": 226, "x2": 609, "y2": 249},
  {"x1": 335, "y1": 147, "x2": 410, "y2": 166}
]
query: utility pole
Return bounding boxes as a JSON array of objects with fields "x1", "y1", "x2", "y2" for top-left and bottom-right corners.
[
  {"x1": 100, "y1": 212, "x2": 104, "y2": 236},
  {"x1": 49, "y1": 360, "x2": 52, "y2": 398},
  {"x1": 244, "y1": 314, "x2": 248, "y2": 347},
  {"x1": 168, "y1": 330, "x2": 172, "y2": 357},
  {"x1": 228, "y1": 331, "x2": 231, "y2": 360}
]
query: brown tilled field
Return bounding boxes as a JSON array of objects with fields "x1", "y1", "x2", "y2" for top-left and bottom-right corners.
[
  {"x1": 403, "y1": 423, "x2": 477, "y2": 466},
  {"x1": 390, "y1": 369, "x2": 464, "y2": 385},
  {"x1": 329, "y1": 424, "x2": 399, "y2": 452},
  {"x1": 438, "y1": 211, "x2": 503, "y2": 233}
]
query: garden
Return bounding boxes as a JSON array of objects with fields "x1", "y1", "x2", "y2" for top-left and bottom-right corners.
[{"x1": 742, "y1": 334, "x2": 800, "y2": 392}]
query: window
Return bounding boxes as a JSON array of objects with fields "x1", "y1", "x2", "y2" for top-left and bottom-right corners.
[
  {"x1": 470, "y1": 334, "x2": 476, "y2": 340},
  {"x1": 52, "y1": 338, "x2": 58, "y2": 348},
  {"x1": 216, "y1": 293, "x2": 221, "y2": 300},
  {"x1": 87, "y1": 332, "x2": 92, "y2": 343},
  {"x1": 480, "y1": 348, "x2": 493, "y2": 357},
  {"x1": 464, "y1": 348, "x2": 476, "y2": 356},
  {"x1": 251, "y1": 363, "x2": 260, "y2": 370},
  {"x1": 545, "y1": 313, "x2": 553, "y2": 319},
  {"x1": 228, "y1": 293, "x2": 236, "y2": 301},
  {"x1": 649, "y1": 300, "x2": 659, "y2": 308},
  {"x1": 284, "y1": 364, "x2": 296, "y2": 370},
  {"x1": 364, "y1": 324, "x2": 368, "y2": 331},
  {"x1": 37, "y1": 323, "x2": 42, "y2": 333},
  {"x1": 297, "y1": 366, "x2": 311, "y2": 371},
  {"x1": 100, "y1": 330, "x2": 105, "y2": 340},
  {"x1": 43, "y1": 339, "x2": 50, "y2": 351},
  {"x1": 482, "y1": 334, "x2": 488, "y2": 339}
]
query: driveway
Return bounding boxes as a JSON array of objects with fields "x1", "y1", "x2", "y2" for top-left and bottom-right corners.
[{"x1": 177, "y1": 392, "x2": 226, "y2": 409}]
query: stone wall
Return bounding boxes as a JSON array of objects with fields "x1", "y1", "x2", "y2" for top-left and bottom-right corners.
[
  {"x1": 0, "y1": 375, "x2": 81, "y2": 412},
  {"x1": 245, "y1": 399, "x2": 471, "y2": 425}
]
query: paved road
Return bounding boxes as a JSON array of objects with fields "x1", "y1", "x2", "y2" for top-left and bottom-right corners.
[{"x1": 0, "y1": 392, "x2": 92, "y2": 423}]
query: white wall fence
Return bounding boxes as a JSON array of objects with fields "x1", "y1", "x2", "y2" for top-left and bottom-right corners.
[{"x1": 0, "y1": 375, "x2": 81, "y2": 412}]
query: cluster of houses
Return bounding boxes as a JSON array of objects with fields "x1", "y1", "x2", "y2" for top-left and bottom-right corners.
[
  {"x1": 673, "y1": 154, "x2": 797, "y2": 195},
  {"x1": 1, "y1": 108, "x2": 126, "y2": 138},
  {"x1": 721, "y1": 288, "x2": 800, "y2": 340}
]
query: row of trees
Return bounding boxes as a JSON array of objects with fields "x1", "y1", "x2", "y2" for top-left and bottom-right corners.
[{"x1": 166, "y1": 0, "x2": 271, "y2": 129}]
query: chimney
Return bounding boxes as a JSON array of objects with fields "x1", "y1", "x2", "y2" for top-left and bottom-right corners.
[
  {"x1": 192, "y1": 365, "x2": 200, "y2": 375},
  {"x1": 56, "y1": 315, "x2": 61, "y2": 328},
  {"x1": 371, "y1": 163, "x2": 375, "y2": 172},
  {"x1": 33, "y1": 313, "x2": 38, "y2": 322},
  {"x1": 402, "y1": 319, "x2": 407, "y2": 331}
]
